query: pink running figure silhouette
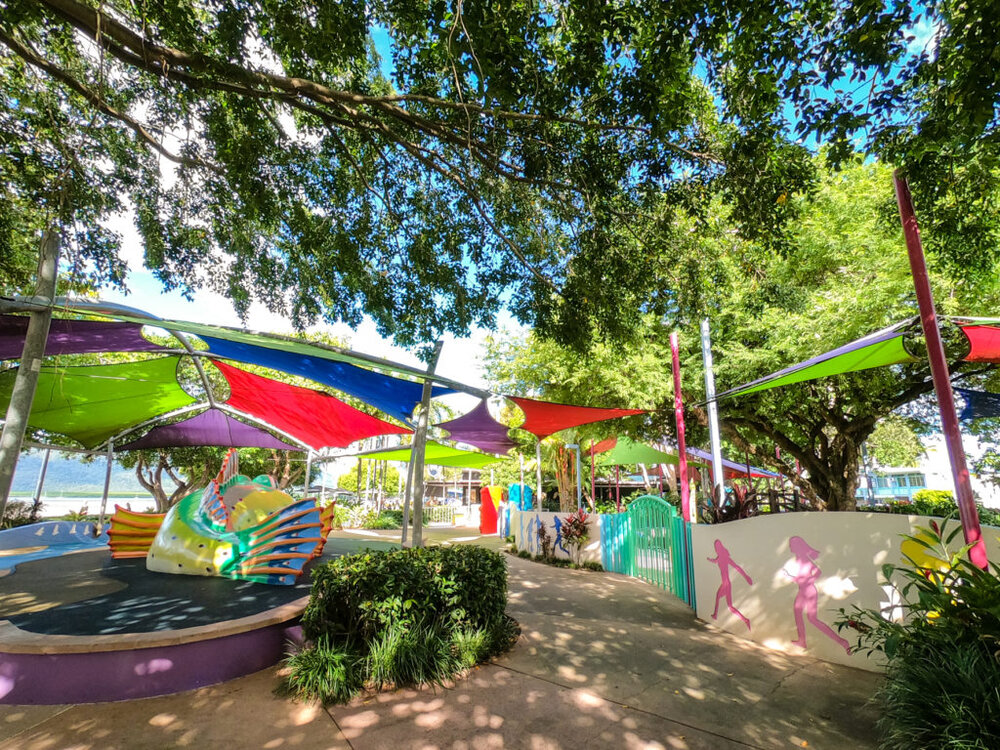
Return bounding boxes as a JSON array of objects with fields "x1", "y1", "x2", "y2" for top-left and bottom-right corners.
[
  {"x1": 785, "y1": 536, "x2": 851, "y2": 654},
  {"x1": 707, "y1": 539, "x2": 753, "y2": 630}
]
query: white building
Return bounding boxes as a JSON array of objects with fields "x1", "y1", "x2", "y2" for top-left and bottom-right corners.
[{"x1": 858, "y1": 434, "x2": 1000, "y2": 508}]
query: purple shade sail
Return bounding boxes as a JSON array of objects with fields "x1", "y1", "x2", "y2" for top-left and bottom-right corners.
[
  {"x1": 686, "y1": 447, "x2": 780, "y2": 478},
  {"x1": 435, "y1": 399, "x2": 516, "y2": 455},
  {"x1": 0, "y1": 315, "x2": 166, "y2": 360},
  {"x1": 117, "y1": 408, "x2": 302, "y2": 451}
]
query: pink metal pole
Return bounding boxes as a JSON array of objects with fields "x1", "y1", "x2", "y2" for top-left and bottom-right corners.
[
  {"x1": 894, "y1": 171, "x2": 987, "y2": 569},
  {"x1": 590, "y1": 440, "x2": 596, "y2": 506},
  {"x1": 670, "y1": 332, "x2": 691, "y2": 522},
  {"x1": 615, "y1": 465, "x2": 621, "y2": 512}
]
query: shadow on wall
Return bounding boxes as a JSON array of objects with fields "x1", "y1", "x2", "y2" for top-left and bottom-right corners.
[{"x1": 691, "y1": 511, "x2": 1000, "y2": 670}]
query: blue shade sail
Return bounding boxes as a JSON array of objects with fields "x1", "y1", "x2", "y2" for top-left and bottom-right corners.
[{"x1": 200, "y1": 336, "x2": 453, "y2": 423}]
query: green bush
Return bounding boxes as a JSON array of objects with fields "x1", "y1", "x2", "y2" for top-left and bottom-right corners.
[
  {"x1": 330, "y1": 504, "x2": 351, "y2": 530},
  {"x1": 837, "y1": 520, "x2": 1000, "y2": 749},
  {"x1": 286, "y1": 545, "x2": 515, "y2": 704},
  {"x1": 1, "y1": 500, "x2": 42, "y2": 529},
  {"x1": 581, "y1": 561, "x2": 604, "y2": 572},
  {"x1": 360, "y1": 511, "x2": 401, "y2": 530},
  {"x1": 870, "y1": 493, "x2": 1000, "y2": 527}
]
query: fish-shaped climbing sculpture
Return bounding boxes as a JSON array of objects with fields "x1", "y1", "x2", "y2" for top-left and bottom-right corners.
[{"x1": 109, "y1": 450, "x2": 335, "y2": 585}]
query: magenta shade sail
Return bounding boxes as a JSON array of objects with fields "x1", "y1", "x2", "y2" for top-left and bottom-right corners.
[
  {"x1": 118, "y1": 408, "x2": 302, "y2": 451},
  {"x1": 435, "y1": 400, "x2": 517, "y2": 454},
  {"x1": 0, "y1": 315, "x2": 165, "y2": 360}
]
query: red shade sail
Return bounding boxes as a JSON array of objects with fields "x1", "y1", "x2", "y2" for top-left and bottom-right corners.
[
  {"x1": 508, "y1": 396, "x2": 646, "y2": 439},
  {"x1": 960, "y1": 325, "x2": 1000, "y2": 362},
  {"x1": 214, "y1": 361, "x2": 410, "y2": 449}
]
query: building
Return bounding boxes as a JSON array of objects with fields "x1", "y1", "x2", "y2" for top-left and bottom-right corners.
[{"x1": 857, "y1": 434, "x2": 1000, "y2": 508}]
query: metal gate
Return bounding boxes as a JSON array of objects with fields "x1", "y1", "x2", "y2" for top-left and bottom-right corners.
[{"x1": 600, "y1": 495, "x2": 695, "y2": 607}]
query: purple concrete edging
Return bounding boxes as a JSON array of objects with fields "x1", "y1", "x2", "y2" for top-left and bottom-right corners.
[{"x1": 0, "y1": 621, "x2": 299, "y2": 705}]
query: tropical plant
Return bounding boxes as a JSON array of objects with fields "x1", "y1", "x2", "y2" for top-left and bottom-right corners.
[
  {"x1": 560, "y1": 509, "x2": 590, "y2": 565},
  {"x1": 536, "y1": 521, "x2": 553, "y2": 560},
  {"x1": 837, "y1": 521, "x2": 1000, "y2": 749},
  {"x1": 287, "y1": 545, "x2": 515, "y2": 704},
  {"x1": 0, "y1": 499, "x2": 37, "y2": 528}
]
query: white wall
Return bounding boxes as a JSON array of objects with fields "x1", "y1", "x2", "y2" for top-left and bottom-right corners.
[
  {"x1": 691, "y1": 512, "x2": 1000, "y2": 671},
  {"x1": 509, "y1": 508, "x2": 602, "y2": 563}
]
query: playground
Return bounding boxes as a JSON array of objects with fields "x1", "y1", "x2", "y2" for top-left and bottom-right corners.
[{"x1": 0, "y1": 527, "x2": 881, "y2": 750}]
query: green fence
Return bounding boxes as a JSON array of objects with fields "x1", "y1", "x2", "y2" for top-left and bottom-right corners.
[{"x1": 600, "y1": 495, "x2": 695, "y2": 607}]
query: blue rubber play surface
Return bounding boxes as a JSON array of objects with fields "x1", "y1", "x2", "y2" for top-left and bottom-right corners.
[{"x1": 0, "y1": 521, "x2": 109, "y2": 572}]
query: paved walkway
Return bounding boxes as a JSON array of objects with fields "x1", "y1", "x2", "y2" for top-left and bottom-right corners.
[{"x1": 0, "y1": 529, "x2": 880, "y2": 749}]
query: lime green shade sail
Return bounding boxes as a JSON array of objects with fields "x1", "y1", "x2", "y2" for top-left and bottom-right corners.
[
  {"x1": 0, "y1": 356, "x2": 197, "y2": 448},
  {"x1": 356, "y1": 440, "x2": 505, "y2": 469},
  {"x1": 719, "y1": 332, "x2": 917, "y2": 399},
  {"x1": 593, "y1": 437, "x2": 680, "y2": 467}
]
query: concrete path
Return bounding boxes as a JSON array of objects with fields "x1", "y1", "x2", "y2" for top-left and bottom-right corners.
[{"x1": 0, "y1": 530, "x2": 880, "y2": 749}]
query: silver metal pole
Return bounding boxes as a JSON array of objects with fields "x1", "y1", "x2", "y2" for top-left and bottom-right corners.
[
  {"x1": 536, "y1": 441, "x2": 543, "y2": 510},
  {"x1": 409, "y1": 341, "x2": 444, "y2": 548},
  {"x1": 320, "y1": 449, "x2": 328, "y2": 503},
  {"x1": 400, "y1": 443, "x2": 415, "y2": 545},
  {"x1": 98, "y1": 441, "x2": 114, "y2": 532},
  {"x1": 304, "y1": 451, "x2": 313, "y2": 497},
  {"x1": 32, "y1": 448, "x2": 51, "y2": 511},
  {"x1": 700, "y1": 318, "x2": 726, "y2": 505}
]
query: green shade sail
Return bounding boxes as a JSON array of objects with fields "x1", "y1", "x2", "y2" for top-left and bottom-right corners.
[
  {"x1": 593, "y1": 437, "x2": 680, "y2": 467},
  {"x1": 356, "y1": 440, "x2": 505, "y2": 469},
  {"x1": 717, "y1": 329, "x2": 917, "y2": 400},
  {"x1": 0, "y1": 356, "x2": 197, "y2": 448}
]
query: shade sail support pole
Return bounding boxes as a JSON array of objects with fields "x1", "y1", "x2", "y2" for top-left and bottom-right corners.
[
  {"x1": 400, "y1": 451, "x2": 415, "y2": 546},
  {"x1": 408, "y1": 341, "x2": 443, "y2": 548},
  {"x1": 0, "y1": 227, "x2": 61, "y2": 520},
  {"x1": 894, "y1": 172, "x2": 987, "y2": 568},
  {"x1": 535, "y1": 441, "x2": 543, "y2": 511},
  {"x1": 670, "y1": 332, "x2": 691, "y2": 522},
  {"x1": 700, "y1": 319, "x2": 726, "y2": 507},
  {"x1": 98, "y1": 441, "x2": 114, "y2": 533},
  {"x1": 304, "y1": 451, "x2": 313, "y2": 497},
  {"x1": 32, "y1": 448, "x2": 51, "y2": 513}
]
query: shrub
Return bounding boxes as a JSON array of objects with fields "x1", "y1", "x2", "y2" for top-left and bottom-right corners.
[
  {"x1": 0, "y1": 500, "x2": 41, "y2": 529},
  {"x1": 869, "y1": 493, "x2": 1000, "y2": 527},
  {"x1": 581, "y1": 561, "x2": 604, "y2": 572},
  {"x1": 360, "y1": 511, "x2": 400, "y2": 530},
  {"x1": 560, "y1": 509, "x2": 590, "y2": 565},
  {"x1": 286, "y1": 545, "x2": 514, "y2": 704},
  {"x1": 837, "y1": 520, "x2": 1000, "y2": 749},
  {"x1": 536, "y1": 521, "x2": 553, "y2": 559},
  {"x1": 330, "y1": 504, "x2": 351, "y2": 530}
]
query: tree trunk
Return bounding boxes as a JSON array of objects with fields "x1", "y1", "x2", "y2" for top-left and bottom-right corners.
[
  {"x1": 0, "y1": 227, "x2": 61, "y2": 519},
  {"x1": 555, "y1": 448, "x2": 574, "y2": 513}
]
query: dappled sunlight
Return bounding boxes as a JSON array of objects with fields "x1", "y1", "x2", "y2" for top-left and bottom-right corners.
[
  {"x1": 0, "y1": 668, "x2": 348, "y2": 750},
  {"x1": 0, "y1": 527, "x2": 879, "y2": 750}
]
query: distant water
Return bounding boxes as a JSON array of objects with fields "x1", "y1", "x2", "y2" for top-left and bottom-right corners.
[{"x1": 8, "y1": 495, "x2": 154, "y2": 518}]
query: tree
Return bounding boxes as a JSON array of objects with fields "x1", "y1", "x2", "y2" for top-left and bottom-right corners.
[
  {"x1": 4, "y1": 1, "x2": 1000, "y2": 350},
  {"x1": 484, "y1": 159, "x2": 1000, "y2": 510},
  {"x1": 867, "y1": 416, "x2": 926, "y2": 468},
  {"x1": 122, "y1": 447, "x2": 218, "y2": 513},
  {"x1": 337, "y1": 460, "x2": 399, "y2": 496}
]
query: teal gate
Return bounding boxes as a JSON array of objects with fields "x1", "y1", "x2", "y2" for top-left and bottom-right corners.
[{"x1": 600, "y1": 495, "x2": 695, "y2": 607}]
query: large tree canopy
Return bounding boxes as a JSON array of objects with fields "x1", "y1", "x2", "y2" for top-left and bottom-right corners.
[
  {"x1": 484, "y1": 159, "x2": 1000, "y2": 511},
  {"x1": 2, "y1": 0, "x2": 999, "y2": 348}
]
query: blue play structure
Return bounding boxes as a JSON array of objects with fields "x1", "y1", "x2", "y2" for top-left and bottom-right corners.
[
  {"x1": 0, "y1": 520, "x2": 108, "y2": 572},
  {"x1": 508, "y1": 483, "x2": 533, "y2": 511}
]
